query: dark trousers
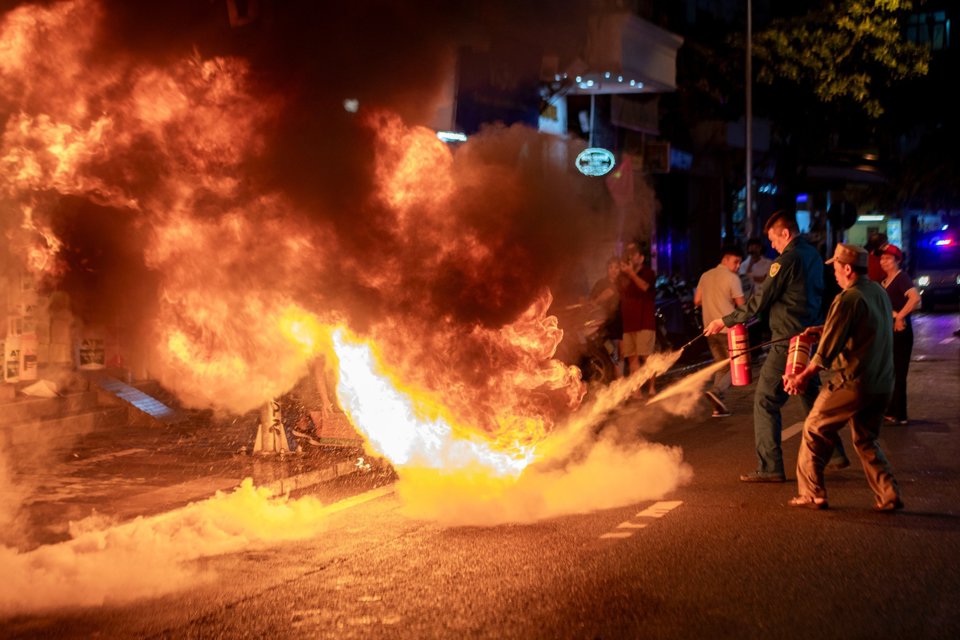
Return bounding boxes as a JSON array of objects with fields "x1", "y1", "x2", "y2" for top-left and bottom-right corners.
[
  {"x1": 753, "y1": 343, "x2": 846, "y2": 475},
  {"x1": 706, "y1": 334, "x2": 731, "y2": 396},
  {"x1": 887, "y1": 324, "x2": 913, "y2": 421}
]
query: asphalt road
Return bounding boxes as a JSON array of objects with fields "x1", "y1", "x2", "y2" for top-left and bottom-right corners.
[{"x1": 4, "y1": 312, "x2": 959, "y2": 640}]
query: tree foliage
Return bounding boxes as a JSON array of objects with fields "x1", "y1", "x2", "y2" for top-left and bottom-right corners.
[{"x1": 752, "y1": 0, "x2": 930, "y2": 117}]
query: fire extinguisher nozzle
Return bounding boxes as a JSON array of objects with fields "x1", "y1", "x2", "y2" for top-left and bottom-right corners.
[{"x1": 678, "y1": 332, "x2": 705, "y2": 353}]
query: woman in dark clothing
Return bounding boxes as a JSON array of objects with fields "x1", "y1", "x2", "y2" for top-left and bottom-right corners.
[{"x1": 878, "y1": 244, "x2": 921, "y2": 424}]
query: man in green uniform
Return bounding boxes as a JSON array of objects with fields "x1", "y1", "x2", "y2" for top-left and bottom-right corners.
[
  {"x1": 704, "y1": 210, "x2": 847, "y2": 481},
  {"x1": 783, "y1": 244, "x2": 902, "y2": 511}
]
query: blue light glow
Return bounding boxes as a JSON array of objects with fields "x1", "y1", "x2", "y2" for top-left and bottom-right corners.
[{"x1": 436, "y1": 131, "x2": 467, "y2": 143}]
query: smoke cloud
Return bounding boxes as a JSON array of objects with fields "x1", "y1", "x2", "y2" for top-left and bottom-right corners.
[{"x1": 0, "y1": 479, "x2": 337, "y2": 616}]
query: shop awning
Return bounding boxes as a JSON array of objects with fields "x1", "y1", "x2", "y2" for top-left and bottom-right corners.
[{"x1": 558, "y1": 13, "x2": 683, "y2": 95}]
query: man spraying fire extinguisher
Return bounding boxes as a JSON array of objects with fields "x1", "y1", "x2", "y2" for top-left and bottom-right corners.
[{"x1": 704, "y1": 210, "x2": 847, "y2": 482}]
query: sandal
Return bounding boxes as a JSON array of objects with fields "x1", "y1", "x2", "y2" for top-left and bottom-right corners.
[
  {"x1": 788, "y1": 495, "x2": 828, "y2": 510},
  {"x1": 874, "y1": 498, "x2": 904, "y2": 512}
]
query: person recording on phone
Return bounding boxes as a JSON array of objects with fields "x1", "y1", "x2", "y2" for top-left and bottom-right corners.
[{"x1": 617, "y1": 241, "x2": 657, "y2": 394}]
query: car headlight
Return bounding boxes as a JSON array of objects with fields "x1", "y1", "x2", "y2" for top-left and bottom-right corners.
[{"x1": 917, "y1": 275, "x2": 931, "y2": 287}]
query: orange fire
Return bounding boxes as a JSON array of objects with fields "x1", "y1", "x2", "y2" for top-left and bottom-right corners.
[
  {"x1": 1, "y1": 0, "x2": 589, "y2": 478},
  {"x1": 332, "y1": 327, "x2": 535, "y2": 476}
]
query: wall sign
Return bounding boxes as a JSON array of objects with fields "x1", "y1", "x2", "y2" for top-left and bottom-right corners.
[{"x1": 575, "y1": 148, "x2": 615, "y2": 176}]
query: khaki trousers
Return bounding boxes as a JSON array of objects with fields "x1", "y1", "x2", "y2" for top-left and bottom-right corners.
[{"x1": 796, "y1": 382, "x2": 900, "y2": 507}]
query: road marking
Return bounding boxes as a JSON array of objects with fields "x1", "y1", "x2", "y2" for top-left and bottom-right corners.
[
  {"x1": 636, "y1": 500, "x2": 683, "y2": 517},
  {"x1": 600, "y1": 500, "x2": 682, "y2": 540},
  {"x1": 73, "y1": 448, "x2": 148, "y2": 466},
  {"x1": 599, "y1": 423, "x2": 805, "y2": 542},
  {"x1": 599, "y1": 532, "x2": 634, "y2": 539}
]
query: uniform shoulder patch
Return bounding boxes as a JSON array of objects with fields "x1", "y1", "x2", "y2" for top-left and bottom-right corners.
[{"x1": 769, "y1": 263, "x2": 781, "y2": 277}]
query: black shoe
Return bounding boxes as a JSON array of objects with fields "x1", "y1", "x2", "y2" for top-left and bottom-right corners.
[
  {"x1": 704, "y1": 391, "x2": 729, "y2": 415},
  {"x1": 740, "y1": 472, "x2": 786, "y2": 483}
]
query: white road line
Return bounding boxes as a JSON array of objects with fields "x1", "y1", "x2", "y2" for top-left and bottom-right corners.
[
  {"x1": 782, "y1": 421, "x2": 804, "y2": 441},
  {"x1": 599, "y1": 532, "x2": 634, "y2": 539},
  {"x1": 600, "y1": 500, "x2": 682, "y2": 540},
  {"x1": 635, "y1": 500, "x2": 683, "y2": 518}
]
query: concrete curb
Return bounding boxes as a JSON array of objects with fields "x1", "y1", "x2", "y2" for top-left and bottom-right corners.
[{"x1": 260, "y1": 458, "x2": 362, "y2": 496}]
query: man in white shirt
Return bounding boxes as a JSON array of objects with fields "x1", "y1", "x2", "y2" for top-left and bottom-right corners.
[
  {"x1": 740, "y1": 237, "x2": 772, "y2": 294},
  {"x1": 694, "y1": 245, "x2": 746, "y2": 416},
  {"x1": 740, "y1": 237, "x2": 773, "y2": 345}
]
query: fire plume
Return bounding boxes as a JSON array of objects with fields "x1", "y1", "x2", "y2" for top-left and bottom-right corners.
[
  {"x1": 0, "y1": 0, "x2": 694, "y2": 526},
  {"x1": 333, "y1": 328, "x2": 534, "y2": 476}
]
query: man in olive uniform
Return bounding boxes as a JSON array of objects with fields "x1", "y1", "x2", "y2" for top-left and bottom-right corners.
[
  {"x1": 783, "y1": 244, "x2": 902, "y2": 511},
  {"x1": 704, "y1": 210, "x2": 847, "y2": 482}
]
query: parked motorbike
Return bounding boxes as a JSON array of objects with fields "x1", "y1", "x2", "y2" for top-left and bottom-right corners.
[
  {"x1": 556, "y1": 302, "x2": 621, "y2": 385},
  {"x1": 655, "y1": 275, "x2": 708, "y2": 364}
]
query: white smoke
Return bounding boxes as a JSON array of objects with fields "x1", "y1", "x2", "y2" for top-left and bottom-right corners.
[{"x1": 0, "y1": 479, "x2": 333, "y2": 616}]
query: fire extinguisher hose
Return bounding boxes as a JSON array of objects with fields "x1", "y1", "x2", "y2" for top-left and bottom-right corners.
[
  {"x1": 678, "y1": 331, "x2": 798, "y2": 358},
  {"x1": 727, "y1": 335, "x2": 794, "y2": 359}
]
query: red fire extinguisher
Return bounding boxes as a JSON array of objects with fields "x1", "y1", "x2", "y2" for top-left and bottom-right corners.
[
  {"x1": 727, "y1": 323, "x2": 751, "y2": 386},
  {"x1": 785, "y1": 334, "x2": 816, "y2": 377}
]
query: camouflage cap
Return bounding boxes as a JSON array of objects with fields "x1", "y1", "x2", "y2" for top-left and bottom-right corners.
[{"x1": 825, "y1": 243, "x2": 868, "y2": 268}]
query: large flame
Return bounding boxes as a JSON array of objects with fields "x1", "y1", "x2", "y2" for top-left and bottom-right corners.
[
  {"x1": 0, "y1": 1, "x2": 693, "y2": 529},
  {"x1": 333, "y1": 328, "x2": 534, "y2": 476}
]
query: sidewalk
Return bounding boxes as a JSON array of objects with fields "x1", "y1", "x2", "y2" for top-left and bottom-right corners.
[{"x1": 2, "y1": 388, "x2": 374, "y2": 550}]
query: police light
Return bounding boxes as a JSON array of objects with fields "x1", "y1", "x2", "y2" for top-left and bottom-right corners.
[{"x1": 436, "y1": 131, "x2": 467, "y2": 143}]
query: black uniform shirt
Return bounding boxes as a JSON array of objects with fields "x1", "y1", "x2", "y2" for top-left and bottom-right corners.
[{"x1": 723, "y1": 236, "x2": 824, "y2": 341}]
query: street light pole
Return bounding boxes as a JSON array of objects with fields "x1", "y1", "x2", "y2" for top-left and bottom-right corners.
[{"x1": 745, "y1": 0, "x2": 753, "y2": 240}]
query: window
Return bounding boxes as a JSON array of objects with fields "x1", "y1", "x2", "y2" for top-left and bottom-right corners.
[{"x1": 907, "y1": 11, "x2": 951, "y2": 51}]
